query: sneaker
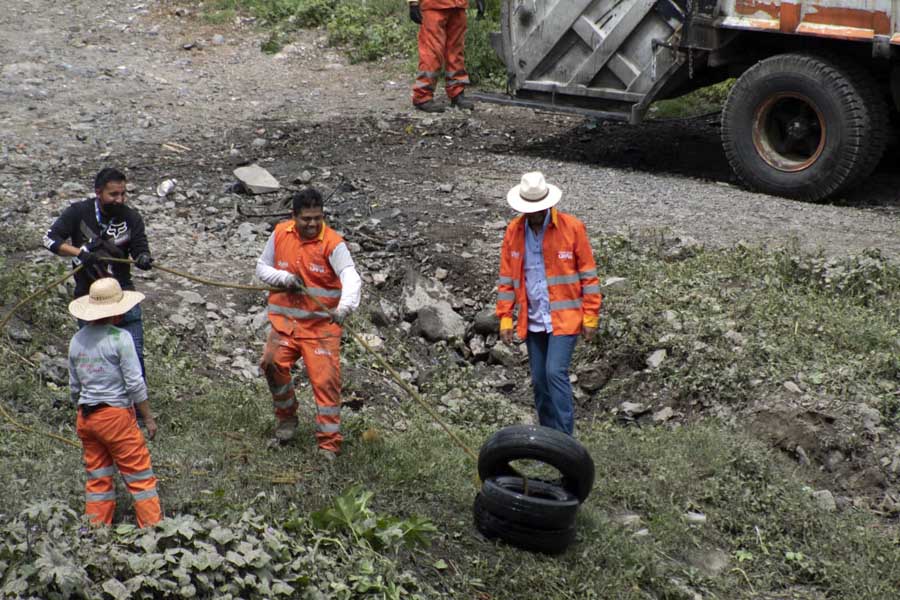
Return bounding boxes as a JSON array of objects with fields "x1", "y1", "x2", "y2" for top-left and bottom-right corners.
[
  {"x1": 450, "y1": 93, "x2": 474, "y2": 110},
  {"x1": 274, "y1": 417, "x2": 298, "y2": 442},
  {"x1": 414, "y1": 100, "x2": 445, "y2": 113}
]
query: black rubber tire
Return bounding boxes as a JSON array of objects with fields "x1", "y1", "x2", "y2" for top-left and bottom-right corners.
[
  {"x1": 722, "y1": 53, "x2": 873, "y2": 201},
  {"x1": 473, "y1": 493, "x2": 576, "y2": 555},
  {"x1": 833, "y1": 62, "x2": 890, "y2": 192},
  {"x1": 481, "y1": 475, "x2": 579, "y2": 530},
  {"x1": 478, "y1": 425, "x2": 595, "y2": 503}
]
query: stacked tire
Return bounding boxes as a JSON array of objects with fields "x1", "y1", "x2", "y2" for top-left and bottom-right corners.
[{"x1": 474, "y1": 425, "x2": 595, "y2": 554}]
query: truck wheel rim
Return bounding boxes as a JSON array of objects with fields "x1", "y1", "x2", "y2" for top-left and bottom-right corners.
[{"x1": 752, "y1": 93, "x2": 826, "y2": 172}]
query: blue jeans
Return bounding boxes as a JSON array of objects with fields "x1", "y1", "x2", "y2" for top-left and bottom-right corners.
[
  {"x1": 78, "y1": 304, "x2": 145, "y2": 378},
  {"x1": 525, "y1": 332, "x2": 578, "y2": 435}
]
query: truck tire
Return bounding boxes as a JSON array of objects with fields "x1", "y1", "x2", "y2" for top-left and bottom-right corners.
[
  {"x1": 835, "y1": 64, "x2": 890, "y2": 190},
  {"x1": 473, "y1": 493, "x2": 576, "y2": 554},
  {"x1": 481, "y1": 476, "x2": 580, "y2": 530},
  {"x1": 478, "y1": 425, "x2": 595, "y2": 503},
  {"x1": 722, "y1": 53, "x2": 877, "y2": 201}
]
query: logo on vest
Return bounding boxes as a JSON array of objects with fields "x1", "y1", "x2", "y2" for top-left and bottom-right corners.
[
  {"x1": 558, "y1": 250, "x2": 573, "y2": 260},
  {"x1": 277, "y1": 261, "x2": 289, "y2": 269},
  {"x1": 308, "y1": 263, "x2": 326, "y2": 274},
  {"x1": 314, "y1": 347, "x2": 332, "y2": 356},
  {"x1": 510, "y1": 250, "x2": 521, "y2": 259}
]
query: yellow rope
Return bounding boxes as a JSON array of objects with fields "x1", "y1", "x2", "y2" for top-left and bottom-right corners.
[
  {"x1": 2, "y1": 258, "x2": 479, "y2": 463},
  {"x1": 0, "y1": 265, "x2": 84, "y2": 448}
]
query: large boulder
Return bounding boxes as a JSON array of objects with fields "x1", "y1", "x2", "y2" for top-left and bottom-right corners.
[
  {"x1": 414, "y1": 304, "x2": 466, "y2": 342},
  {"x1": 472, "y1": 307, "x2": 500, "y2": 335},
  {"x1": 399, "y1": 269, "x2": 454, "y2": 320}
]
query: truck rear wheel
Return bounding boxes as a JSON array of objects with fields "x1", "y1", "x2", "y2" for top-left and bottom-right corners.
[{"x1": 722, "y1": 53, "x2": 881, "y2": 201}]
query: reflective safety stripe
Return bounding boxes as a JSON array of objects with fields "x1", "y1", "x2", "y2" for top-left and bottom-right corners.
[
  {"x1": 446, "y1": 70, "x2": 468, "y2": 78},
  {"x1": 414, "y1": 81, "x2": 435, "y2": 90},
  {"x1": 317, "y1": 405, "x2": 341, "y2": 416},
  {"x1": 446, "y1": 79, "x2": 470, "y2": 87},
  {"x1": 582, "y1": 285, "x2": 602, "y2": 295},
  {"x1": 123, "y1": 468, "x2": 155, "y2": 483},
  {"x1": 416, "y1": 70, "x2": 439, "y2": 79},
  {"x1": 316, "y1": 423, "x2": 340, "y2": 433},
  {"x1": 497, "y1": 291, "x2": 515, "y2": 301},
  {"x1": 547, "y1": 273, "x2": 580, "y2": 285},
  {"x1": 550, "y1": 299, "x2": 583, "y2": 311},
  {"x1": 306, "y1": 287, "x2": 342, "y2": 298},
  {"x1": 269, "y1": 381, "x2": 292, "y2": 396},
  {"x1": 579, "y1": 269, "x2": 598, "y2": 280},
  {"x1": 268, "y1": 304, "x2": 331, "y2": 320},
  {"x1": 87, "y1": 465, "x2": 116, "y2": 480},
  {"x1": 86, "y1": 491, "x2": 116, "y2": 502},
  {"x1": 132, "y1": 488, "x2": 158, "y2": 501},
  {"x1": 497, "y1": 276, "x2": 521, "y2": 289},
  {"x1": 274, "y1": 396, "x2": 296, "y2": 409}
]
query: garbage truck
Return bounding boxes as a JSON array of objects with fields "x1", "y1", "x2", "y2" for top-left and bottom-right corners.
[{"x1": 473, "y1": 0, "x2": 900, "y2": 201}]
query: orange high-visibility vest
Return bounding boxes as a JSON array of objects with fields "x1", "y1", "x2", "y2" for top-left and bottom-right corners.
[
  {"x1": 267, "y1": 220, "x2": 343, "y2": 339},
  {"x1": 415, "y1": 0, "x2": 468, "y2": 9},
  {"x1": 496, "y1": 209, "x2": 602, "y2": 340}
]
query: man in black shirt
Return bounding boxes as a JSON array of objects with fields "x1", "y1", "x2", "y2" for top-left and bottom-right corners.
[{"x1": 43, "y1": 168, "x2": 154, "y2": 376}]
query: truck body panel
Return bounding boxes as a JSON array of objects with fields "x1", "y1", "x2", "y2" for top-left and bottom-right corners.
[{"x1": 718, "y1": 0, "x2": 899, "y2": 44}]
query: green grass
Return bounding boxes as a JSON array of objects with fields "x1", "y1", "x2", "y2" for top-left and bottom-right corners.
[
  {"x1": 649, "y1": 80, "x2": 735, "y2": 119},
  {"x1": 587, "y1": 235, "x2": 900, "y2": 425},
  {"x1": 2, "y1": 239, "x2": 900, "y2": 598},
  {"x1": 199, "y1": 0, "x2": 506, "y2": 84}
]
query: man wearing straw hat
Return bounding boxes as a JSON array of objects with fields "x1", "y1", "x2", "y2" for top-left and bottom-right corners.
[
  {"x1": 495, "y1": 172, "x2": 602, "y2": 435},
  {"x1": 68, "y1": 277, "x2": 162, "y2": 528}
]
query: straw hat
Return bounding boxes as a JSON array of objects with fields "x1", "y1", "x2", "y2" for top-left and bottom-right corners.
[
  {"x1": 68, "y1": 278, "x2": 144, "y2": 322},
  {"x1": 506, "y1": 172, "x2": 562, "y2": 213}
]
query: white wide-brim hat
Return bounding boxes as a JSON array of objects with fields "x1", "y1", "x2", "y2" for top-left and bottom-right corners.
[
  {"x1": 506, "y1": 171, "x2": 562, "y2": 213},
  {"x1": 68, "y1": 277, "x2": 144, "y2": 322}
]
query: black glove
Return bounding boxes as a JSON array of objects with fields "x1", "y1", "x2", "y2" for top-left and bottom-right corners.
[
  {"x1": 409, "y1": 3, "x2": 422, "y2": 24},
  {"x1": 135, "y1": 253, "x2": 154, "y2": 270},
  {"x1": 476, "y1": 0, "x2": 485, "y2": 19},
  {"x1": 76, "y1": 247, "x2": 99, "y2": 268}
]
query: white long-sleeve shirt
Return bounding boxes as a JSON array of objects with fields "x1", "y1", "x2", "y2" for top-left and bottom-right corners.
[
  {"x1": 69, "y1": 324, "x2": 148, "y2": 407},
  {"x1": 255, "y1": 232, "x2": 362, "y2": 313}
]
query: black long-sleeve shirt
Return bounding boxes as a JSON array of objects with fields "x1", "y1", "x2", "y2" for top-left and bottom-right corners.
[{"x1": 43, "y1": 198, "x2": 150, "y2": 298}]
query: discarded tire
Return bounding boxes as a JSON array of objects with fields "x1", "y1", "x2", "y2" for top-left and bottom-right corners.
[
  {"x1": 478, "y1": 425, "x2": 595, "y2": 503},
  {"x1": 473, "y1": 493, "x2": 576, "y2": 555},
  {"x1": 480, "y1": 475, "x2": 579, "y2": 530}
]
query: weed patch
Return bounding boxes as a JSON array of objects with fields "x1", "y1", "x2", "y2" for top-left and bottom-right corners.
[{"x1": 201, "y1": 0, "x2": 506, "y2": 84}]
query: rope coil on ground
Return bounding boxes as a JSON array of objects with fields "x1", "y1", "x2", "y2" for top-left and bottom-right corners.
[{"x1": 0, "y1": 257, "x2": 478, "y2": 462}]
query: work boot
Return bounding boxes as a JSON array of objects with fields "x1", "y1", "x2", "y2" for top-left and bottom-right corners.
[
  {"x1": 274, "y1": 417, "x2": 298, "y2": 443},
  {"x1": 414, "y1": 100, "x2": 445, "y2": 113},
  {"x1": 450, "y1": 93, "x2": 474, "y2": 110}
]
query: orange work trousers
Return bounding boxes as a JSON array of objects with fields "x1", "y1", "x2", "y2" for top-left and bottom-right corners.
[
  {"x1": 413, "y1": 7, "x2": 469, "y2": 105},
  {"x1": 260, "y1": 329, "x2": 343, "y2": 452},
  {"x1": 76, "y1": 406, "x2": 162, "y2": 528}
]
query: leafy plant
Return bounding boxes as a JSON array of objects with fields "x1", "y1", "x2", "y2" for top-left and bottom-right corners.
[{"x1": 311, "y1": 486, "x2": 436, "y2": 550}]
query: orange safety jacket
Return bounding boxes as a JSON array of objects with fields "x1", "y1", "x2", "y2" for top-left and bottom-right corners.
[
  {"x1": 496, "y1": 209, "x2": 602, "y2": 340},
  {"x1": 267, "y1": 221, "x2": 344, "y2": 339},
  {"x1": 410, "y1": 0, "x2": 468, "y2": 10}
]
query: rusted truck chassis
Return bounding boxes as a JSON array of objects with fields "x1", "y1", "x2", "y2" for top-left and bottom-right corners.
[{"x1": 476, "y1": 0, "x2": 900, "y2": 201}]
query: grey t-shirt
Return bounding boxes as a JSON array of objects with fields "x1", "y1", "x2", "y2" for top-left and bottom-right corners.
[{"x1": 69, "y1": 324, "x2": 147, "y2": 407}]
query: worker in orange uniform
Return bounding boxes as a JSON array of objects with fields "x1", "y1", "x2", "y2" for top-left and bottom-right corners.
[
  {"x1": 256, "y1": 188, "x2": 362, "y2": 458},
  {"x1": 408, "y1": 0, "x2": 484, "y2": 112},
  {"x1": 496, "y1": 172, "x2": 602, "y2": 435},
  {"x1": 68, "y1": 277, "x2": 162, "y2": 528}
]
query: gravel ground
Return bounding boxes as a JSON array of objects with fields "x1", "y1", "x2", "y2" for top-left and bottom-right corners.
[{"x1": 2, "y1": 0, "x2": 898, "y2": 261}]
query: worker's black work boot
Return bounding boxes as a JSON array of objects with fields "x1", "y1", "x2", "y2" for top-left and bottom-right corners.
[
  {"x1": 414, "y1": 100, "x2": 445, "y2": 113},
  {"x1": 451, "y1": 93, "x2": 474, "y2": 110}
]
